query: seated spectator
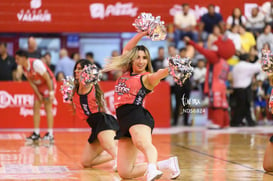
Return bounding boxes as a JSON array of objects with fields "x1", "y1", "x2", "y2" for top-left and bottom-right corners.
[
  {"x1": 239, "y1": 25, "x2": 256, "y2": 54},
  {"x1": 245, "y1": 6, "x2": 265, "y2": 37},
  {"x1": 207, "y1": 25, "x2": 223, "y2": 50},
  {"x1": 225, "y1": 25, "x2": 241, "y2": 53},
  {"x1": 261, "y1": 0, "x2": 273, "y2": 25},
  {"x1": 173, "y1": 3, "x2": 198, "y2": 48},
  {"x1": 199, "y1": 4, "x2": 224, "y2": 41},
  {"x1": 257, "y1": 24, "x2": 273, "y2": 53},
  {"x1": 226, "y1": 8, "x2": 246, "y2": 30}
]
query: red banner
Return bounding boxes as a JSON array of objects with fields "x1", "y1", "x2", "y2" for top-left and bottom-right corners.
[
  {"x1": 0, "y1": 81, "x2": 170, "y2": 128},
  {"x1": 0, "y1": 0, "x2": 268, "y2": 33}
]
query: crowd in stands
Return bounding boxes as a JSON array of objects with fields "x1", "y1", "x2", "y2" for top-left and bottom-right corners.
[{"x1": 1, "y1": 1, "x2": 273, "y2": 128}]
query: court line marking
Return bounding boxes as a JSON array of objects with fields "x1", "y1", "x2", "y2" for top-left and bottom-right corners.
[
  {"x1": 174, "y1": 144, "x2": 273, "y2": 177},
  {"x1": 1, "y1": 126, "x2": 273, "y2": 134}
]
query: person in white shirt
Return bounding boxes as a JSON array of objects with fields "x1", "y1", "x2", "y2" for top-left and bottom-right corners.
[
  {"x1": 230, "y1": 57, "x2": 262, "y2": 126},
  {"x1": 245, "y1": 7, "x2": 265, "y2": 37},
  {"x1": 261, "y1": 0, "x2": 273, "y2": 24},
  {"x1": 173, "y1": 3, "x2": 198, "y2": 48},
  {"x1": 226, "y1": 8, "x2": 246, "y2": 30},
  {"x1": 225, "y1": 25, "x2": 241, "y2": 52}
]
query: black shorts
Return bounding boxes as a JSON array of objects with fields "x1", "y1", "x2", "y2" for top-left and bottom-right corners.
[
  {"x1": 115, "y1": 104, "x2": 154, "y2": 139},
  {"x1": 86, "y1": 112, "x2": 119, "y2": 143}
]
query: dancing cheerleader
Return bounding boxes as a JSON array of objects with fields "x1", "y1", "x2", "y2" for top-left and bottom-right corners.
[
  {"x1": 61, "y1": 59, "x2": 119, "y2": 170},
  {"x1": 103, "y1": 28, "x2": 186, "y2": 180}
]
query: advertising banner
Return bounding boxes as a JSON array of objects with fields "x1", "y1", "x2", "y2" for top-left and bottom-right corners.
[
  {"x1": 0, "y1": 0, "x2": 268, "y2": 33},
  {"x1": 0, "y1": 81, "x2": 170, "y2": 128}
]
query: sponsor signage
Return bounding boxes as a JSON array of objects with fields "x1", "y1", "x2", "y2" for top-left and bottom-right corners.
[
  {"x1": 0, "y1": 81, "x2": 170, "y2": 128},
  {"x1": 0, "y1": 0, "x2": 268, "y2": 32}
]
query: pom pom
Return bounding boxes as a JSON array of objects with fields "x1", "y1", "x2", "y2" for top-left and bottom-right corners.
[
  {"x1": 80, "y1": 64, "x2": 102, "y2": 86},
  {"x1": 60, "y1": 76, "x2": 75, "y2": 103},
  {"x1": 261, "y1": 49, "x2": 273, "y2": 73},
  {"x1": 168, "y1": 55, "x2": 193, "y2": 86},
  {"x1": 132, "y1": 12, "x2": 167, "y2": 41}
]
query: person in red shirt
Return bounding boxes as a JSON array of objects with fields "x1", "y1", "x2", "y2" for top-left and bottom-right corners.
[
  {"x1": 103, "y1": 32, "x2": 181, "y2": 181},
  {"x1": 70, "y1": 59, "x2": 119, "y2": 169},
  {"x1": 15, "y1": 49, "x2": 56, "y2": 143}
]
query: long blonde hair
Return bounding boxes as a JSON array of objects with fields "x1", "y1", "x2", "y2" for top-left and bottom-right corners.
[{"x1": 103, "y1": 45, "x2": 154, "y2": 73}]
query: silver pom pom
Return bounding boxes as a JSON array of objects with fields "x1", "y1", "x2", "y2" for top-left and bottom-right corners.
[
  {"x1": 168, "y1": 55, "x2": 193, "y2": 86},
  {"x1": 80, "y1": 64, "x2": 102, "y2": 86},
  {"x1": 261, "y1": 49, "x2": 273, "y2": 73},
  {"x1": 60, "y1": 76, "x2": 75, "y2": 103},
  {"x1": 132, "y1": 12, "x2": 167, "y2": 41}
]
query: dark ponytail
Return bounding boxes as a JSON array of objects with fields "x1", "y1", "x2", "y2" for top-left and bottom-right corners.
[{"x1": 94, "y1": 83, "x2": 105, "y2": 112}]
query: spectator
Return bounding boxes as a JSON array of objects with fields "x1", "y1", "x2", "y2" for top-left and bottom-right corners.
[
  {"x1": 226, "y1": 8, "x2": 246, "y2": 30},
  {"x1": 199, "y1": 4, "x2": 224, "y2": 41},
  {"x1": 245, "y1": 7, "x2": 265, "y2": 37},
  {"x1": 207, "y1": 25, "x2": 223, "y2": 50},
  {"x1": 0, "y1": 42, "x2": 17, "y2": 81},
  {"x1": 55, "y1": 48, "x2": 75, "y2": 77},
  {"x1": 225, "y1": 25, "x2": 241, "y2": 53},
  {"x1": 257, "y1": 24, "x2": 273, "y2": 53},
  {"x1": 70, "y1": 52, "x2": 80, "y2": 62},
  {"x1": 152, "y1": 46, "x2": 165, "y2": 72},
  {"x1": 107, "y1": 50, "x2": 122, "y2": 80},
  {"x1": 239, "y1": 25, "x2": 256, "y2": 54},
  {"x1": 85, "y1": 52, "x2": 102, "y2": 69},
  {"x1": 111, "y1": 50, "x2": 119, "y2": 57},
  {"x1": 27, "y1": 36, "x2": 42, "y2": 59},
  {"x1": 173, "y1": 3, "x2": 198, "y2": 48},
  {"x1": 261, "y1": 0, "x2": 273, "y2": 25},
  {"x1": 56, "y1": 72, "x2": 65, "y2": 81},
  {"x1": 253, "y1": 76, "x2": 268, "y2": 125},
  {"x1": 42, "y1": 52, "x2": 55, "y2": 72}
]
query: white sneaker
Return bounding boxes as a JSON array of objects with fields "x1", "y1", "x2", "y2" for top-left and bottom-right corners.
[
  {"x1": 169, "y1": 157, "x2": 180, "y2": 179},
  {"x1": 207, "y1": 122, "x2": 221, "y2": 129},
  {"x1": 42, "y1": 132, "x2": 54, "y2": 143},
  {"x1": 145, "y1": 169, "x2": 163, "y2": 181}
]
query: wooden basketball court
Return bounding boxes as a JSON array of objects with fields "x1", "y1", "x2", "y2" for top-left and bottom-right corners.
[{"x1": 0, "y1": 126, "x2": 273, "y2": 180}]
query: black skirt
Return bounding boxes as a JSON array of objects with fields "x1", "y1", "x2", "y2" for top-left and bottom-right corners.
[
  {"x1": 115, "y1": 104, "x2": 154, "y2": 139},
  {"x1": 86, "y1": 112, "x2": 119, "y2": 143}
]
